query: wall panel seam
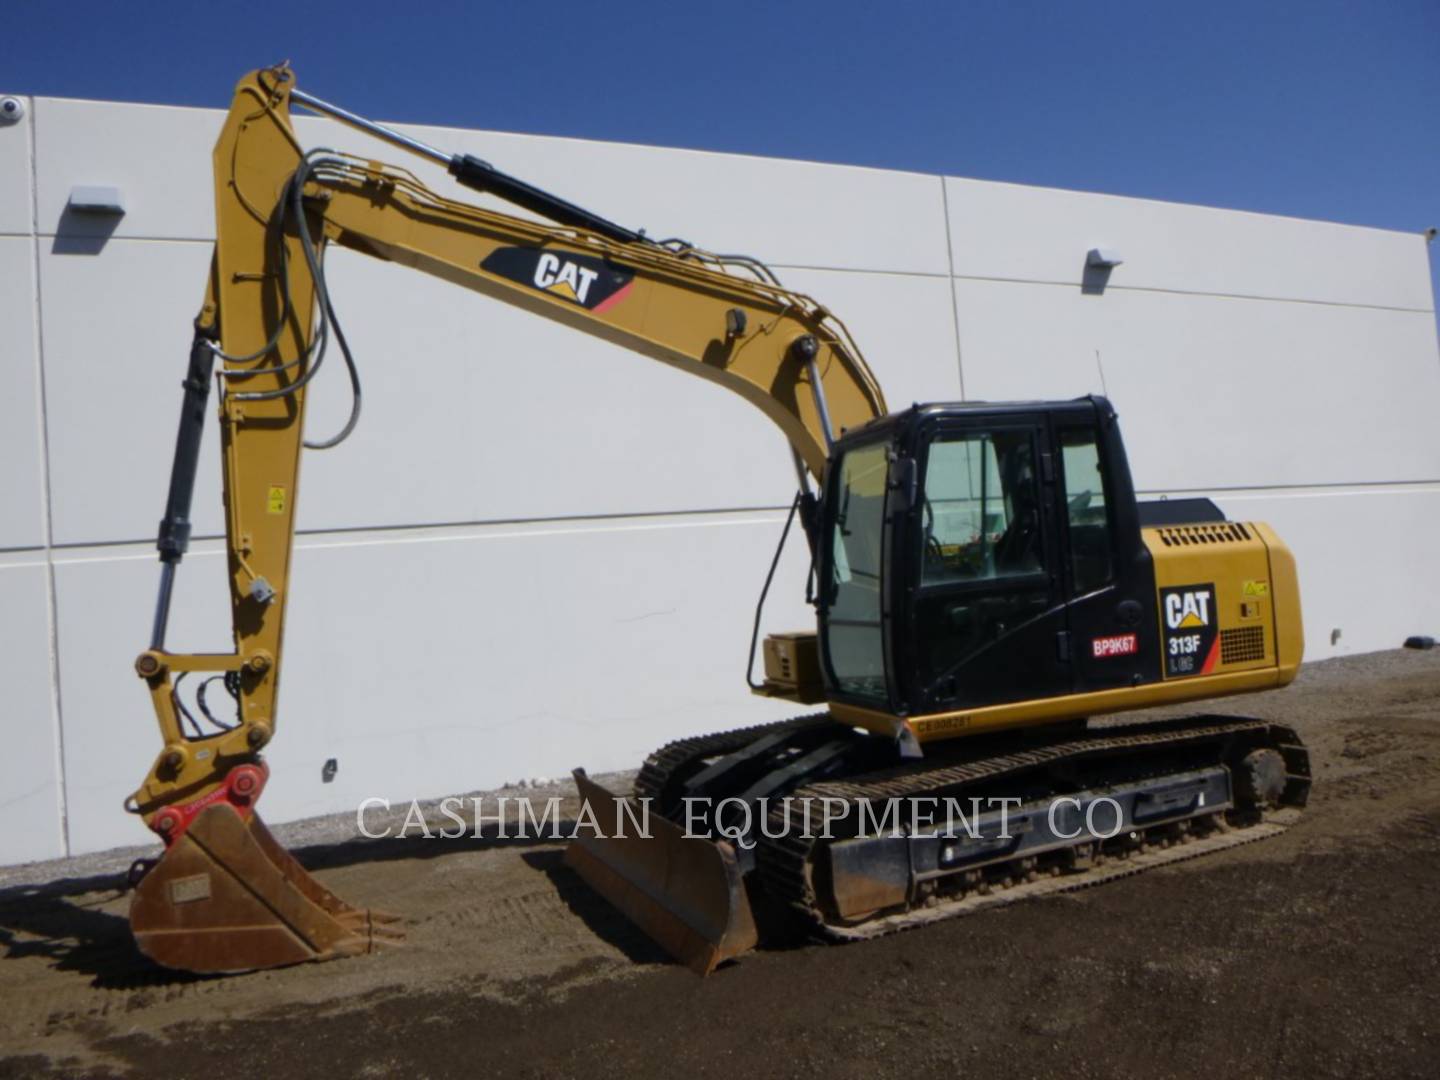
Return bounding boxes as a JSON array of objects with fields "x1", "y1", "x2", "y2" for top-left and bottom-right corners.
[
  {"x1": 30, "y1": 237, "x2": 951, "y2": 280},
  {"x1": 28, "y1": 102, "x2": 70, "y2": 857},
  {"x1": 38, "y1": 480, "x2": 1440, "y2": 563},
  {"x1": 1138, "y1": 480, "x2": 1440, "y2": 495},
  {"x1": 938, "y1": 176, "x2": 966, "y2": 400},
  {"x1": 951, "y1": 272, "x2": 1434, "y2": 315},
  {"x1": 44, "y1": 505, "x2": 805, "y2": 552},
  {"x1": 36, "y1": 233, "x2": 215, "y2": 244}
]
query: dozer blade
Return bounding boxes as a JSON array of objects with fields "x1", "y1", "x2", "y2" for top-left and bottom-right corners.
[
  {"x1": 130, "y1": 803, "x2": 402, "y2": 974},
  {"x1": 564, "y1": 769, "x2": 757, "y2": 976}
]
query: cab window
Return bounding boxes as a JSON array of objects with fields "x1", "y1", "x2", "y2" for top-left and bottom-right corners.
[
  {"x1": 824, "y1": 441, "x2": 889, "y2": 702},
  {"x1": 1059, "y1": 427, "x2": 1114, "y2": 594},
  {"x1": 911, "y1": 427, "x2": 1049, "y2": 705},
  {"x1": 920, "y1": 430, "x2": 1043, "y2": 585}
]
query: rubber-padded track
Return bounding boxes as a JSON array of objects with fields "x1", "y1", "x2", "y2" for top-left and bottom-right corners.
[
  {"x1": 820, "y1": 809, "x2": 1301, "y2": 941},
  {"x1": 755, "y1": 716, "x2": 1309, "y2": 933},
  {"x1": 634, "y1": 713, "x2": 1309, "y2": 942}
]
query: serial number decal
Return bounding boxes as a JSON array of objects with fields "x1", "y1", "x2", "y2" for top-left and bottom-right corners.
[
  {"x1": 1092, "y1": 632, "x2": 1138, "y2": 658},
  {"x1": 916, "y1": 714, "x2": 972, "y2": 736},
  {"x1": 1160, "y1": 583, "x2": 1219, "y2": 678}
]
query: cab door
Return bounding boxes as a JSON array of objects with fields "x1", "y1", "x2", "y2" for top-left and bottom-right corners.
[
  {"x1": 1055, "y1": 417, "x2": 1159, "y2": 693},
  {"x1": 902, "y1": 414, "x2": 1071, "y2": 713}
]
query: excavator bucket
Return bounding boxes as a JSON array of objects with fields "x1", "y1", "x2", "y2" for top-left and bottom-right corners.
[
  {"x1": 564, "y1": 770, "x2": 758, "y2": 975},
  {"x1": 130, "y1": 803, "x2": 402, "y2": 973}
]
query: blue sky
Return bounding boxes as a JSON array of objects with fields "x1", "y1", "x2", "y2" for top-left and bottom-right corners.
[{"x1": 4, "y1": 0, "x2": 1437, "y2": 316}]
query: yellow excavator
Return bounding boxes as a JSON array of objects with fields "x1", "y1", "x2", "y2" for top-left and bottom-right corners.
[{"x1": 127, "y1": 67, "x2": 1309, "y2": 975}]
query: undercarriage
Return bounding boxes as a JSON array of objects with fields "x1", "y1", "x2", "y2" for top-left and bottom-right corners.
[{"x1": 578, "y1": 713, "x2": 1310, "y2": 966}]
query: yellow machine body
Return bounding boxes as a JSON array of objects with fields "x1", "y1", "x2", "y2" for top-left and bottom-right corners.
[{"x1": 824, "y1": 520, "x2": 1303, "y2": 742}]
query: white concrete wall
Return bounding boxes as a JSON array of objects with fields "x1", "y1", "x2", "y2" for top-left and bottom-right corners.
[{"x1": 1, "y1": 92, "x2": 1436, "y2": 864}]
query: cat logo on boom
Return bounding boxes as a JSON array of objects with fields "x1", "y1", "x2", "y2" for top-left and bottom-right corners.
[
  {"x1": 1160, "y1": 583, "x2": 1219, "y2": 678},
  {"x1": 533, "y1": 253, "x2": 598, "y2": 303},
  {"x1": 480, "y1": 246, "x2": 635, "y2": 312}
]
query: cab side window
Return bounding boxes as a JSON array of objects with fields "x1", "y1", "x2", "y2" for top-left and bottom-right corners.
[
  {"x1": 912, "y1": 427, "x2": 1049, "y2": 705},
  {"x1": 920, "y1": 430, "x2": 1043, "y2": 586},
  {"x1": 1059, "y1": 427, "x2": 1114, "y2": 595}
]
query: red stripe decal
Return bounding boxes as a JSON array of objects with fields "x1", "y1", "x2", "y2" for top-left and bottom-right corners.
[
  {"x1": 1200, "y1": 634, "x2": 1221, "y2": 674},
  {"x1": 592, "y1": 281, "x2": 633, "y2": 314}
]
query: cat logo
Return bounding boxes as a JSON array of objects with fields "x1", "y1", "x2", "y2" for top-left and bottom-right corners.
[
  {"x1": 1165, "y1": 589, "x2": 1212, "y2": 630},
  {"x1": 1159, "y1": 583, "x2": 1218, "y2": 678},
  {"x1": 533, "y1": 253, "x2": 599, "y2": 303},
  {"x1": 480, "y1": 246, "x2": 635, "y2": 312}
]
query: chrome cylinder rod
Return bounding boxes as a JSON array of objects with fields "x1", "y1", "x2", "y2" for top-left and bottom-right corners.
[
  {"x1": 150, "y1": 561, "x2": 176, "y2": 650},
  {"x1": 289, "y1": 87, "x2": 452, "y2": 168},
  {"x1": 806, "y1": 359, "x2": 837, "y2": 451},
  {"x1": 289, "y1": 84, "x2": 646, "y2": 244}
]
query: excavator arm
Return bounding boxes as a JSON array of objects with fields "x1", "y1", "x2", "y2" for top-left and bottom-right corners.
[{"x1": 128, "y1": 67, "x2": 885, "y2": 972}]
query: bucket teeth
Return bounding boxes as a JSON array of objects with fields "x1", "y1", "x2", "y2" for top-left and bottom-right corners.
[
  {"x1": 130, "y1": 804, "x2": 402, "y2": 974},
  {"x1": 564, "y1": 769, "x2": 758, "y2": 976}
]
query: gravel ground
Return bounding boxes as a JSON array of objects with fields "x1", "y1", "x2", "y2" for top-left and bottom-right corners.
[{"x1": 2, "y1": 648, "x2": 1438, "y2": 1079}]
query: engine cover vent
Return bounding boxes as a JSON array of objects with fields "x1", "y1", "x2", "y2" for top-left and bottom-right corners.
[
  {"x1": 1221, "y1": 625, "x2": 1266, "y2": 664},
  {"x1": 1156, "y1": 522, "x2": 1252, "y2": 547}
]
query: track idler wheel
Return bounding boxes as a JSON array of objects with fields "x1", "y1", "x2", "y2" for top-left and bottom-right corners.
[
  {"x1": 1234, "y1": 748, "x2": 1288, "y2": 808},
  {"x1": 130, "y1": 803, "x2": 402, "y2": 973}
]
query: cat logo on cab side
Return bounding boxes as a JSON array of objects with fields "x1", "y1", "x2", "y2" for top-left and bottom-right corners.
[{"x1": 1160, "y1": 583, "x2": 1218, "y2": 678}]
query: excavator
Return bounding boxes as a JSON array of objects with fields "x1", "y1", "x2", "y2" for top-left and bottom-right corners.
[{"x1": 127, "y1": 66, "x2": 1310, "y2": 976}]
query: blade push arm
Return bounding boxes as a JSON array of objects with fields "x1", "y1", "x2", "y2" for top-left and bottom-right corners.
[{"x1": 131, "y1": 67, "x2": 886, "y2": 831}]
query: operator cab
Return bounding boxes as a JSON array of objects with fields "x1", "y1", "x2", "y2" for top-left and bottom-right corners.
[{"x1": 814, "y1": 395, "x2": 1161, "y2": 720}]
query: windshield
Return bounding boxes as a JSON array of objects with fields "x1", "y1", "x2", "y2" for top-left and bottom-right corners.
[{"x1": 824, "y1": 441, "x2": 889, "y2": 702}]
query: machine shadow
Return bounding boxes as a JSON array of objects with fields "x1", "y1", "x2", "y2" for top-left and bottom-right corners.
[
  {"x1": 276, "y1": 822, "x2": 815, "y2": 972},
  {"x1": 0, "y1": 870, "x2": 185, "y2": 988},
  {"x1": 518, "y1": 849, "x2": 673, "y2": 967},
  {"x1": 519, "y1": 848, "x2": 817, "y2": 970}
]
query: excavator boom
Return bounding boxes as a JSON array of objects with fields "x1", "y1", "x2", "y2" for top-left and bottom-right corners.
[{"x1": 129, "y1": 67, "x2": 884, "y2": 973}]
